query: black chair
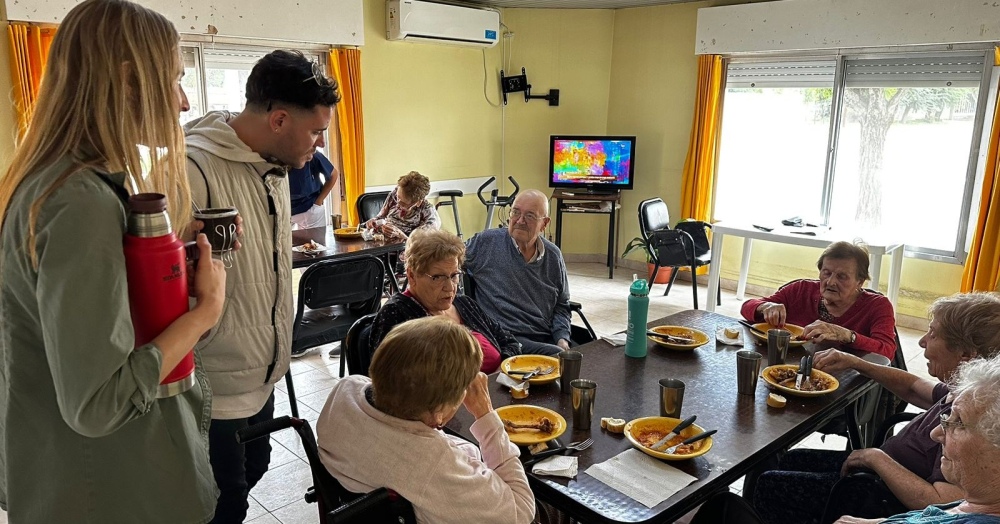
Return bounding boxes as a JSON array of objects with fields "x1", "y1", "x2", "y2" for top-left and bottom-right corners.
[
  {"x1": 638, "y1": 197, "x2": 721, "y2": 309},
  {"x1": 356, "y1": 191, "x2": 391, "y2": 224},
  {"x1": 462, "y1": 271, "x2": 596, "y2": 345},
  {"x1": 342, "y1": 313, "x2": 378, "y2": 377},
  {"x1": 286, "y1": 255, "x2": 386, "y2": 417},
  {"x1": 237, "y1": 416, "x2": 415, "y2": 524}
]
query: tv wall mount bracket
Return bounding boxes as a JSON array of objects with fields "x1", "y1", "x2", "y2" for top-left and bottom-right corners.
[{"x1": 500, "y1": 67, "x2": 560, "y2": 106}]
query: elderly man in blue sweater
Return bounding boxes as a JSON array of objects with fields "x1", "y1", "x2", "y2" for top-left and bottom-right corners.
[{"x1": 465, "y1": 189, "x2": 571, "y2": 356}]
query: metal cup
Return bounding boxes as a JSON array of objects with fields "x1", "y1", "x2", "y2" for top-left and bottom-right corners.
[
  {"x1": 558, "y1": 351, "x2": 583, "y2": 394},
  {"x1": 571, "y1": 379, "x2": 597, "y2": 430},
  {"x1": 737, "y1": 350, "x2": 763, "y2": 395},
  {"x1": 659, "y1": 378, "x2": 685, "y2": 418},
  {"x1": 767, "y1": 329, "x2": 791, "y2": 367},
  {"x1": 331, "y1": 214, "x2": 342, "y2": 229}
]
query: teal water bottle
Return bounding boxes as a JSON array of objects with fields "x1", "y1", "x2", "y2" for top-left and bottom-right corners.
[{"x1": 625, "y1": 275, "x2": 650, "y2": 358}]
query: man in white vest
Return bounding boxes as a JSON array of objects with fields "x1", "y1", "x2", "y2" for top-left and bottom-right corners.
[{"x1": 184, "y1": 49, "x2": 341, "y2": 524}]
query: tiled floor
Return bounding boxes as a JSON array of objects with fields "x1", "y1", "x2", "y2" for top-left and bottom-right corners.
[{"x1": 0, "y1": 261, "x2": 930, "y2": 524}]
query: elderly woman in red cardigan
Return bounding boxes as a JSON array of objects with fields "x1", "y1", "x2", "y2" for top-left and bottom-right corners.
[{"x1": 741, "y1": 241, "x2": 896, "y2": 359}]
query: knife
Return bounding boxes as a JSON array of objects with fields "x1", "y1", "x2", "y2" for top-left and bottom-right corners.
[
  {"x1": 650, "y1": 415, "x2": 697, "y2": 450},
  {"x1": 804, "y1": 354, "x2": 813, "y2": 388},
  {"x1": 522, "y1": 446, "x2": 568, "y2": 466},
  {"x1": 738, "y1": 320, "x2": 768, "y2": 337},
  {"x1": 663, "y1": 429, "x2": 717, "y2": 455},
  {"x1": 795, "y1": 356, "x2": 807, "y2": 390},
  {"x1": 646, "y1": 331, "x2": 695, "y2": 344}
]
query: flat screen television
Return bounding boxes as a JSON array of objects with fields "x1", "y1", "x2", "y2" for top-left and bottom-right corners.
[{"x1": 548, "y1": 135, "x2": 636, "y2": 193}]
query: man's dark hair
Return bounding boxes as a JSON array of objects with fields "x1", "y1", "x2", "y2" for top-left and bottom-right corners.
[{"x1": 245, "y1": 49, "x2": 341, "y2": 112}]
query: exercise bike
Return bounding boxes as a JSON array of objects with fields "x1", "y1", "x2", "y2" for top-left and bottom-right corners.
[{"x1": 476, "y1": 176, "x2": 520, "y2": 230}]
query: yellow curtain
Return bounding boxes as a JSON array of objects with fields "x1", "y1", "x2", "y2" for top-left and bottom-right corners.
[
  {"x1": 961, "y1": 47, "x2": 1000, "y2": 292},
  {"x1": 7, "y1": 23, "x2": 56, "y2": 139},
  {"x1": 680, "y1": 54, "x2": 724, "y2": 223},
  {"x1": 329, "y1": 48, "x2": 366, "y2": 226}
]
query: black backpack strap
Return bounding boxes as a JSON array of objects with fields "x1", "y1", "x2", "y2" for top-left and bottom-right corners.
[{"x1": 187, "y1": 155, "x2": 213, "y2": 208}]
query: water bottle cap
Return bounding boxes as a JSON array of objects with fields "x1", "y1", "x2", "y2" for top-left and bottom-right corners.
[
  {"x1": 128, "y1": 193, "x2": 167, "y2": 214},
  {"x1": 630, "y1": 278, "x2": 649, "y2": 296}
]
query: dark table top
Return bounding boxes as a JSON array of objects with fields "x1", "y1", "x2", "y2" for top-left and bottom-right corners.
[
  {"x1": 291, "y1": 226, "x2": 405, "y2": 268},
  {"x1": 447, "y1": 309, "x2": 882, "y2": 524}
]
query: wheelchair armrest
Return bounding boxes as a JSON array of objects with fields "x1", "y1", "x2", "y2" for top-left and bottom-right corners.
[
  {"x1": 328, "y1": 488, "x2": 411, "y2": 524},
  {"x1": 569, "y1": 300, "x2": 583, "y2": 312},
  {"x1": 872, "y1": 411, "x2": 921, "y2": 447}
]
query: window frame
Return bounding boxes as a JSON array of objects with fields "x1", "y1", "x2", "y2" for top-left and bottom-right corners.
[{"x1": 717, "y1": 45, "x2": 999, "y2": 264}]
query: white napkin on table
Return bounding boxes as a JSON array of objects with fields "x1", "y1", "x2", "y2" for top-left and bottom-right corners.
[
  {"x1": 292, "y1": 242, "x2": 326, "y2": 253},
  {"x1": 584, "y1": 449, "x2": 697, "y2": 508},
  {"x1": 601, "y1": 332, "x2": 627, "y2": 346},
  {"x1": 716, "y1": 327, "x2": 744, "y2": 346},
  {"x1": 532, "y1": 456, "x2": 578, "y2": 478}
]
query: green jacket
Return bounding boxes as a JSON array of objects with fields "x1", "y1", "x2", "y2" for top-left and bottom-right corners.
[{"x1": 0, "y1": 158, "x2": 217, "y2": 522}]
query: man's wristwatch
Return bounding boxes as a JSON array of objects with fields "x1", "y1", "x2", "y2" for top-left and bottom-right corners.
[{"x1": 848, "y1": 330, "x2": 857, "y2": 345}]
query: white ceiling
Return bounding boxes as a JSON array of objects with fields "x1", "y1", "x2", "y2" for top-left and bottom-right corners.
[{"x1": 460, "y1": 0, "x2": 701, "y2": 8}]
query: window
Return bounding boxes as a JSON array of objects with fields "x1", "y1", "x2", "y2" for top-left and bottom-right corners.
[{"x1": 714, "y1": 51, "x2": 996, "y2": 262}]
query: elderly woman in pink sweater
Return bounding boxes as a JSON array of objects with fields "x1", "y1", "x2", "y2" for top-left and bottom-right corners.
[{"x1": 316, "y1": 316, "x2": 535, "y2": 524}]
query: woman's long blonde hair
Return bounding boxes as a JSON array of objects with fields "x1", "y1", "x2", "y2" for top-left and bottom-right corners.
[{"x1": 0, "y1": 0, "x2": 191, "y2": 267}]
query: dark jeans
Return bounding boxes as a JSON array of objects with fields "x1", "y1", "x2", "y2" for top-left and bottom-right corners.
[
  {"x1": 515, "y1": 334, "x2": 563, "y2": 356},
  {"x1": 692, "y1": 492, "x2": 764, "y2": 524},
  {"x1": 208, "y1": 393, "x2": 275, "y2": 524}
]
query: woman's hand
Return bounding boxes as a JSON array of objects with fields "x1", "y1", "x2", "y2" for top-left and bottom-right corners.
[
  {"x1": 834, "y1": 517, "x2": 886, "y2": 524},
  {"x1": 463, "y1": 372, "x2": 493, "y2": 420},
  {"x1": 812, "y1": 348, "x2": 863, "y2": 374},
  {"x1": 758, "y1": 302, "x2": 787, "y2": 327},
  {"x1": 840, "y1": 448, "x2": 888, "y2": 477},
  {"x1": 190, "y1": 234, "x2": 226, "y2": 326},
  {"x1": 802, "y1": 320, "x2": 853, "y2": 346}
]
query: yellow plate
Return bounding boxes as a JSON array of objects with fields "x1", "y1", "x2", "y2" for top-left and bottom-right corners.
[
  {"x1": 500, "y1": 355, "x2": 561, "y2": 384},
  {"x1": 496, "y1": 405, "x2": 567, "y2": 445},
  {"x1": 625, "y1": 416, "x2": 713, "y2": 461},
  {"x1": 647, "y1": 326, "x2": 710, "y2": 350},
  {"x1": 333, "y1": 227, "x2": 363, "y2": 240},
  {"x1": 750, "y1": 323, "x2": 808, "y2": 347},
  {"x1": 761, "y1": 364, "x2": 840, "y2": 397}
]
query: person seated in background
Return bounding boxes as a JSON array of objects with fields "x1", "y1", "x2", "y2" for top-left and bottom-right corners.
[
  {"x1": 317, "y1": 317, "x2": 535, "y2": 524},
  {"x1": 749, "y1": 292, "x2": 1000, "y2": 524},
  {"x1": 691, "y1": 355, "x2": 1000, "y2": 524},
  {"x1": 289, "y1": 150, "x2": 338, "y2": 229},
  {"x1": 465, "y1": 189, "x2": 571, "y2": 356},
  {"x1": 741, "y1": 240, "x2": 897, "y2": 359},
  {"x1": 368, "y1": 228, "x2": 521, "y2": 373},
  {"x1": 365, "y1": 170, "x2": 441, "y2": 239}
]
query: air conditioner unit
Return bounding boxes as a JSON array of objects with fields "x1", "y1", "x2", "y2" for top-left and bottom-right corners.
[{"x1": 387, "y1": 0, "x2": 500, "y2": 48}]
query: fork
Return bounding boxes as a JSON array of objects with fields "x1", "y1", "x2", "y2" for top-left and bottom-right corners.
[
  {"x1": 523, "y1": 438, "x2": 595, "y2": 465},
  {"x1": 513, "y1": 366, "x2": 556, "y2": 381}
]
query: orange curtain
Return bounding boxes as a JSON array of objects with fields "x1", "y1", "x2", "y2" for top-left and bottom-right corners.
[
  {"x1": 7, "y1": 23, "x2": 56, "y2": 139},
  {"x1": 680, "y1": 54, "x2": 724, "y2": 223},
  {"x1": 961, "y1": 47, "x2": 1000, "y2": 292},
  {"x1": 329, "y1": 48, "x2": 366, "y2": 226}
]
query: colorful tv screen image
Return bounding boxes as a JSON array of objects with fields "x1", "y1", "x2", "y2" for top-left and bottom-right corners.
[{"x1": 551, "y1": 139, "x2": 633, "y2": 185}]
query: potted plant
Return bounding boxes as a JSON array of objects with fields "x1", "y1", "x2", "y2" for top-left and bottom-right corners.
[{"x1": 621, "y1": 237, "x2": 673, "y2": 284}]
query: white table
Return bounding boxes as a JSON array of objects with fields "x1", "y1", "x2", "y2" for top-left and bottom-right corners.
[{"x1": 706, "y1": 222, "x2": 904, "y2": 314}]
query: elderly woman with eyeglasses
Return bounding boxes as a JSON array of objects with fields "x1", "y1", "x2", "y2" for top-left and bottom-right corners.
[
  {"x1": 366, "y1": 228, "x2": 521, "y2": 374},
  {"x1": 744, "y1": 292, "x2": 1000, "y2": 524},
  {"x1": 365, "y1": 170, "x2": 441, "y2": 239},
  {"x1": 691, "y1": 355, "x2": 1000, "y2": 524}
]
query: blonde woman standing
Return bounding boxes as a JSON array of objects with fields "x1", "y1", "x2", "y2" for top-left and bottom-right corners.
[{"x1": 0, "y1": 0, "x2": 226, "y2": 521}]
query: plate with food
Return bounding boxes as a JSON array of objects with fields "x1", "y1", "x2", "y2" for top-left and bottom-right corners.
[
  {"x1": 761, "y1": 364, "x2": 840, "y2": 397},
  {"x1": 750, "y1": 323, "x2": 808, "y2": 347},
  {"x1": 496, "y1": 405, "x2": 567, "y2": 445},
  {"x1": 647, "y1": 326, "x2": 710, "y2": 350},
  {"x1": 333, "y1": 227, "x2": 363, "y2": 240},
  {"x1": 293, "y1": 241, "x2": 326, "y2": 254},
  {"x1": 624, "y1": 416, "x2": 713, "y2": 461},
  {"x1": 500, "y1": 355, "x2": 561, "y2": 385}
]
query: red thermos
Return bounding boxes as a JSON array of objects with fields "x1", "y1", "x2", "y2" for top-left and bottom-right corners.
[{"x1": 123, "y1": 193, "x2": 196, "y2": 398}]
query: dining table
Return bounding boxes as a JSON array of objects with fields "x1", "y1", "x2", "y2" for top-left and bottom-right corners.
[
  {"x1": 291, "y1": 225, "x2": 405, "y2": 269},
  {"x1": 447, "y1": 309, "x2": 888, "y2": 524}
]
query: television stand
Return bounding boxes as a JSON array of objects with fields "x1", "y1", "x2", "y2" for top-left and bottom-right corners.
[{"x1": 550, "y1": 188, "x2": 622, "y2": 279}]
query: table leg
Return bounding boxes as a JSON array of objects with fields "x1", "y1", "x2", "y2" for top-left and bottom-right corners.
[
  {"x1": 707, "y1": 231, "x2": 725, "y2": 312},
  {"x1": 887, "y1": 246, "x2": 904, "y2": 314},
  {"x1": 607, "y1": 204, "x2": 616, "y2": 279},
  {"x1": 869, "y1": 254, "x2": 882, "y2": 292},
  {"x1": 555, "y1": 200, "x2": 563, "y2": 247},
  {"x1": 736, "y1": 238, "x2": 753, "y2": 301}
]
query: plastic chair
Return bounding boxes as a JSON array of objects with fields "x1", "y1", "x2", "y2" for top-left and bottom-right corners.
[
  {"x1": 462, "y1": 271, "x2": 596, "y2": 345},
  {"x1": 286, "y1": 255, "x2": 386, "y2": 417},
  {"x1": 342, "y1": 313, "x2": 377, "y2": 377},
  {"x1": 434, "y1": 189, "x2": 465, "y2": 238},
  {"x1": 237, "y1": 416, "x2": 415, "y2": 524}
]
